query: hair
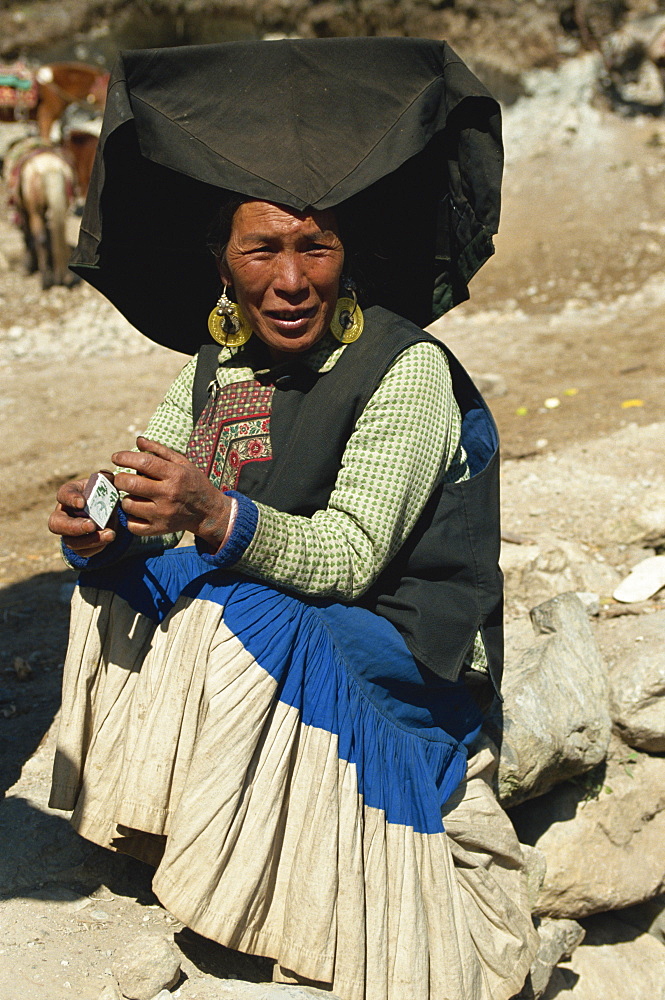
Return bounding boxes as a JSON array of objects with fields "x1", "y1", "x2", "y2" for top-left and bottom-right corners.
[{"x1": 207, "y1": 193, "x2": 252, "y2": 264}]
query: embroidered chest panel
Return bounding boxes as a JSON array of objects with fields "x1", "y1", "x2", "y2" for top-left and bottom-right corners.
[{"x1": 186, "y1": 379, "x2": 273, "y2": 491}]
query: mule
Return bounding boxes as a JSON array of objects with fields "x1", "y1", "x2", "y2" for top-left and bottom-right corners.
[
  {"x1": 60, "y1": 103, "x2": 103, "y2": 203},
  {"x1": 0, "y1": 61, "x2": 109, "y2": 140},
  {"x1": 35, "y1": 63, "x2": 109, "y2": 141},
  {"x1": 4, "y1": 139, "x2": 77, "y2": 289}
]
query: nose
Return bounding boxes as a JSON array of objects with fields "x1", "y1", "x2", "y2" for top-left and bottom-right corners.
[{"x1": 273, "y1": 251, "x2": 308, "y2": 299}]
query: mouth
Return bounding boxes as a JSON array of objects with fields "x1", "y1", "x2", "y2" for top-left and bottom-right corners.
[{"x1": 265, "y1": 306, "x2": 317, "y2": 333}]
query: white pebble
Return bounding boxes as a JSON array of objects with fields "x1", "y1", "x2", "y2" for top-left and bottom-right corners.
[{"x1": 613, "y1": 555, "x2": 665, "y2": 603}]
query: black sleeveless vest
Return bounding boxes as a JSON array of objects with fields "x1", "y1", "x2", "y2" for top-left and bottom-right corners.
[{"x1": 194, "y1": 305, "x2": 503, "y2": 693}]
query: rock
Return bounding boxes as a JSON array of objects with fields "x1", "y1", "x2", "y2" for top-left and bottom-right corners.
[
  {"x1": 549, "y1": 913, "x2": 665, "y2": 999},
  {"x1": 98, "y1": 985, "x2": 123, "y2": 1000},
  {"x1": 112, "y1": 934, "x2": 181, "y2": 1000},
  {"x1": 574, "y1": 591, "x2": 600, "y2": 616},
  {"x1": 12, "y1": 656, "x2": 32, "y2": 681},
  {"x1": 606, "y1": 493, "x2": 665, "y2": 548},
  {"x1": 518, "y1": 917, "x2": 585, "y2": 998},
  {"x1": 206, "y1": 984, "x2": 344, "y2": 998},
  {"x1": 616, "y1": 58, "x2": 665, "y2": 107},
  {"x1": 470, "y1": 372, "x2": 507, "y2": 398},
  {"x1": 613, "y1": 554, "x2": 665, "y2": 603},
  {"x1": 615, "y1": 894, "x2": 665, "y2": 946},
  {"x1": 501, "y1": 531, "x2": 621, "y2": 611},
  {"x1": 604, "y1": 610, "x2": 665, "y2": 751},
  {"x1": 520, "y1": 844, "x2": 548, "y2": 911},
  {"x1": 493, "y1": 593, "x2": 611, "y2": 807},
  {"x1": 510, "y1": 742, "x2": 665, "y2": 918}
]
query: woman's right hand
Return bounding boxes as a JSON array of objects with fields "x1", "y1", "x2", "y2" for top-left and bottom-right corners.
[{"x1": 48, "y1": 479, "x2": 117, "y2": 558}]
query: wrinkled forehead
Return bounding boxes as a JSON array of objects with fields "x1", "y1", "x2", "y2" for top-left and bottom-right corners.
[{"x1": 230, "y1": 199, "x2": 340, "y2": 240}]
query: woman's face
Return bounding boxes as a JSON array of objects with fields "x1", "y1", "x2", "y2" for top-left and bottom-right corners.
[{"x1": 221, "y1": 200, "x2": 344, "y2": 358}]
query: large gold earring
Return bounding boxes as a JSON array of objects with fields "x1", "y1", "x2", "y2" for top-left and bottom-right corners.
[
  {"x1": 207, "y1": 285, "x2": 253, "y2": 347},
  {"x1": 330, "y1": 283, "x2": 364, "y2": 344}
]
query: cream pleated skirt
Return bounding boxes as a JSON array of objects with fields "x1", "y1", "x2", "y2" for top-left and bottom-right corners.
[{"x1": 50, "y1": 548, "x2": 537, "y2": 1000}]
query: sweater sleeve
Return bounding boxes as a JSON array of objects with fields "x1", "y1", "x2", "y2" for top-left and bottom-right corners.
[
  {"x1": 232, "y1": 341, "x2": 467, "y2": 600},
  {"x1": 141, "y1": 355, "x2": 197, "y2": 452}
]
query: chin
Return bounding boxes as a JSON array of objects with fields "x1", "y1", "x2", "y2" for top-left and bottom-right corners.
[{"x1": 263, "y1": 326, "x2": 327, "y2": 355}]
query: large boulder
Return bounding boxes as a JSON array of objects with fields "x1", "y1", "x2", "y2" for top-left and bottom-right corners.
[
  {"x1": 493, "y1": 593, "x2": 611, "y2": 807},
  {"x1": 510, "y1": 741, "x2": 665, "y2": 918},
  {"x1": 543, "y1": 913, "x2": 665, "y2": 1000},
  {"x1": 501, "y1": 532, "x2": 621, "y2": 613},
  {"x1": 596, "y1": 609, "x2": 665, "y2": 752}
]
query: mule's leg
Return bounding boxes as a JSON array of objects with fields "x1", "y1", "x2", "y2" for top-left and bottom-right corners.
[
  {"x1": 43, "y1": 169, "x2": 72, "y2": 287},
  {"x1": 17, "y1": 205, "x2": 38, "y2": 274},
  {"x1": 25, "y1": 203, "x2": 52, "y2": 289},
  {"x1": 19, "y1": 162, "x2": 53, "y2": 288}
]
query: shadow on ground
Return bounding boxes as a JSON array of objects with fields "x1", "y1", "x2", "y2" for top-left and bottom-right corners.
[
  {"x1": 0, "y1": 790, "x2": 160, "y2": 902},
  {"x1": 176, "y1": 928, "x2": 272, "y2": 983},
  {"x1": 0, "y1": 568, "x2": 75, "y2": 794}
]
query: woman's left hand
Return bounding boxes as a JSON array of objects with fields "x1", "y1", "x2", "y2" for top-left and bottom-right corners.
[{"x1": 112, "y1": 437, "x2": 231, "y2": 549}]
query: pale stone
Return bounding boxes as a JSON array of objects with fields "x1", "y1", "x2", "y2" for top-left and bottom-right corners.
[
  {"x1": 606, "y1": 492, "x2": 665, "y2": 548},
  {"x1": 606, "y1": 611, "x2": 665, "y2": 751},
  {"x1": 551, "y1": 914, "x2": 665, "y2": 1000},
  {"x1": 112, "y1": 934, "x2": 181, "y2": 1000},
  {"x1": 494, "y1": 593, "x2": 611, "y2": 807},
  {"x1": 613, "y1": 554, "x2": 665, "y2": 603},
  {"x1": 511, "y1": 743, "x2": 665, "y2": 918},
  {"x1": 574, "y1": 591, "x2": 600, "y2": 616},
  {"x1": 501, "y1": 532, "x2": 620, "y2": 610},
  {"x1": 470, "y1": 372, "x2": 507, "y2": 398},
  {"x1": 517, "y1": 918, "x2": 585, "y2": 998},
  {"x1": 520, "y1": 844, "x2": 548, "y2": 911},
  {"x1": 98, "y1": 985, "x2": 123, "y2": 1000},
  {"x1": 205, "y1": 983, "x2": 343, "y2": 998}
]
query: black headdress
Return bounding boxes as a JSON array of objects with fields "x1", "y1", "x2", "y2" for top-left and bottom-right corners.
[{"x1": 72, "y1": 37, "x2": 502, "y2": 354}]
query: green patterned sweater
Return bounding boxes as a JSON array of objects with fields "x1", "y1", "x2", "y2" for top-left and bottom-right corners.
[
  {"x1": 69, "y1": 328, "x2": 488, "y2": 670},
  {"x1": 143, "y1": 331, "x2": 469, "y2": 596}
]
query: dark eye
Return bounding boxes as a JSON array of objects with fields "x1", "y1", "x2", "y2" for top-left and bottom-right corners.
[{"x1": 245, "y1": 245, "x2": 276, "y2": 256}]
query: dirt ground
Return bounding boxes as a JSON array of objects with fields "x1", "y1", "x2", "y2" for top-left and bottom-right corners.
[{"x1": 0, "y1": 54, "x2": 665, "y2": 999}]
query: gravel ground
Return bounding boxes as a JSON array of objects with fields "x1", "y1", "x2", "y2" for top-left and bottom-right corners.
[{"x1": 1, "y1": 53, "x2": 665, "y2": 999}]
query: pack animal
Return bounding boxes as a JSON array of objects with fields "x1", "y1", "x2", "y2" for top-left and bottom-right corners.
[
  {"x1": 34, "y1": 63, "x2": 109, "y2": 141},
  {"x1": 60, "y1": 103, "x2": 103, "y2": 203},
  {"x1": 5, "y1": 141, "x2": 77, "y2": 289},
  {"x1": 0, "y1": 61, "x2": 109, "y2": 139}
]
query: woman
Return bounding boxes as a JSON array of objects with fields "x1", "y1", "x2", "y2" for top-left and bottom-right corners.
[{"x1": 48, "y1": 38, "x2": 538, "y2": 1000}]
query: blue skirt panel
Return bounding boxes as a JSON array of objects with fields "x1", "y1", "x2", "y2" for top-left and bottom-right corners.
[{"x1": 81, "y1": 546, "x2": 483, "y2": 834}]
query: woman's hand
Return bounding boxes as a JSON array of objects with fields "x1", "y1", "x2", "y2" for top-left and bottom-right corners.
[
  {"x1": 48, "y1": 478, "x2": 117, "y2": 557},
  {"x1": 112, "y1": 437, "x2": 231, "y2": 549}
]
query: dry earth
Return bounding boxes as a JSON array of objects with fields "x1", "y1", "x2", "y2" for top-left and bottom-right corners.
[{"x1": 1, "y1": 51, "x2": 665, "y2": 1000}]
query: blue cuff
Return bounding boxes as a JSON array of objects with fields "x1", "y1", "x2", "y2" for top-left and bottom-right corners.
[
  {"x1": 62, "y1": 505, "x2": 134, "y2": 572},
  {"x1": 197, "y1": 490, "x2": 259, "y2": 568}
]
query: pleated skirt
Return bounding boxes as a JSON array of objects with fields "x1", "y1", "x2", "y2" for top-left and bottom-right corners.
[{"x1": 50, "y1": 548, "x2": 537, "y2": 1000}]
